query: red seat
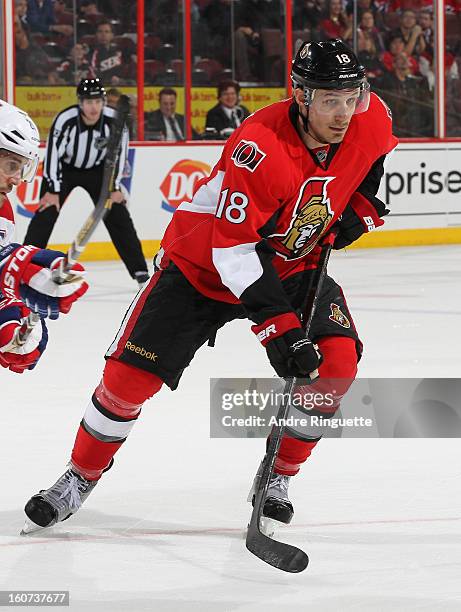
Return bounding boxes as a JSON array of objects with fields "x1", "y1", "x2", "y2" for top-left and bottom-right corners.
[
  {"x1": 170, "y1": 58, "x2": 184, "y2": 79},
  {"x1": 194, "y1": 58, "x2": 222, "y2": 78},
  {"x1": 144, "y1": 59, "x2": 165, "y2": 82},
  {"x1": 114, "y1": 36, "x2": 136, "y2": 54},
  {"x1": 55, "y1": 11, "x2": 74, "y2": 26},
  {"x1": 85, "y1": 13, "x2": 105, "y2": 25},
  {"x1": 261, "y1": 29, "x2": 283, "y2": 58},
  {"x1": 446, "y1": 14, "x2": 460, "y2": 36},
  {"x1": 144, "y1": 34, "x2": 161, "y2": 54},
  {"x1": 80, "y1": 34, "x2": 96, "y2": 48}
]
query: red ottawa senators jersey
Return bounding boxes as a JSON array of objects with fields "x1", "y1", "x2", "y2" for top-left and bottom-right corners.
[
  {"x1": 161, "y1": 94, "x2": 398, "y2": 306},
  {"x1": 0, "y1": 195, "x2": 15, "y2": 248}
]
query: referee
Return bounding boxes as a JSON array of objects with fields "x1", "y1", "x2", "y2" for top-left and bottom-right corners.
[{"x1": 24, "y1": 78, "x2": 149, "y2": 286}]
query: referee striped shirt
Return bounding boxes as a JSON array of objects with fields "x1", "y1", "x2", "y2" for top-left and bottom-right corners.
[{"x1": 43, "y1": 104, "x2": 128, "y2": 193}]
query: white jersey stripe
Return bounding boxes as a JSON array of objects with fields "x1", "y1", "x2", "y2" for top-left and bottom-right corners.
[
  {"x1": 212, "y1": 242, "x2": 263, "y2": 299},
  {"x1": 175, "y1": 170, "x2": 224, "y2": 215}
]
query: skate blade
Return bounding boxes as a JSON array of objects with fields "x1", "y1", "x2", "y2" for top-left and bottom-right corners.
[
  {"x1": 20, "y1": 518, "x2": 48, "y2": 536},
  {"x1": 259, "y1": 516, "x2": 285, "y2": 539}
]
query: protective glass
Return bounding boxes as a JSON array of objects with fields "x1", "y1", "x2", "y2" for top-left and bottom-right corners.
[
  {"x1": 306, "y1": 82, "x2": 371, "y2": 116},
  {"x1": 0, "y1": 152, "x2": 38, "y2": 183}
]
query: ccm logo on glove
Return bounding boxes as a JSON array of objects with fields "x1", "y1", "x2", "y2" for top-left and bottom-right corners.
[
  {"x1": 255, "y1": 323, "x2": 276, "y2": 342},
  {"x1": 252, "y1": 312, "x2": 322, "y2": 379}
]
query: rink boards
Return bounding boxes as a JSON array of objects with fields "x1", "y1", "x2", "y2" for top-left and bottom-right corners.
[{"x1": 9, "y1": 141, "x2": 461, "y2": 261}]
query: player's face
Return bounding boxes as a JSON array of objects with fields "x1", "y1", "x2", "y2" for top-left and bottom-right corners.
[
  {"x1": 159, "y1": 94, "x2": 176, "y2": 117},
  {"x1": 0, "y1": 151, "x2": 28, "y2": 194},
  {"x1": 80, "y1": 98, "x2": 104, "y2": 124},
  {"x1": 303, "y1": 88, "x2": 360, "y2": 143}
]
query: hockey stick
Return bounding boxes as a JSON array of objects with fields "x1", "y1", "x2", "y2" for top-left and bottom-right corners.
[
  {"x1": 245, "y1": 231, "x2": 336, "y2": 573},
  {"x1": 15, "y1": 95, "x2": 131, "y2": 346}
]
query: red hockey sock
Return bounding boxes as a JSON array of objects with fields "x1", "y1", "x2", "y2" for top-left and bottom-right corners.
[
  {"x1": 274, "y1": 336, "x2": 358, "y2": 476},
  {"x1": 71, "y1": 359, "x2": 163, "y2": 480}
]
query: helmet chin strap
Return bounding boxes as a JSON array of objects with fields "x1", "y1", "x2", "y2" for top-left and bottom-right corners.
[{"x1": 298, "y1": 105, "x2": 332, "y2": 146}]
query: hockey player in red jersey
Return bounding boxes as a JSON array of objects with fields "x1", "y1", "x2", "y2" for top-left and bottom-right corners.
[
  {"x1": 22, "y1": 40, "x2": 398, "y2": 534},
  {"x1": 0, "y1": 101, "x2": 88, "y2": 373}
]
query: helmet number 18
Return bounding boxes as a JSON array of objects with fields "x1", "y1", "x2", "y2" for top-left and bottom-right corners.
[{"x1": 336, "y1": 54, "x2": 351, "y2": 64}]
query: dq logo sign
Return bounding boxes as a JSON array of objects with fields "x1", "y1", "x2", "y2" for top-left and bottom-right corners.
[
  {"x1": 15, "y1": 161, "x2": 44, "y2": 218},
  {"x1": 160, "y1": 159, "x2": 211, "y2": 213}
]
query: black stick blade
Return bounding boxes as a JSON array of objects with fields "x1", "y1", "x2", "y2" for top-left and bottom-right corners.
[{"x1": 246, "y1": 529, "x2": 309, "y2": 573}]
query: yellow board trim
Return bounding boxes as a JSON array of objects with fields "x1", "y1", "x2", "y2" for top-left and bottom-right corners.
[
  {"x1": 48, "y1": 228, "x2": 461, "y2": 262},
  {"x1": 350, "y1": 227, "x2": 461, "y2": 248},
  {"x1": 48, "y1": 240, "x2": 162, "y2": 262}
]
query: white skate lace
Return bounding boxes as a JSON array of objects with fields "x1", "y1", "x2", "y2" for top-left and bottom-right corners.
[
  {"x1": 267, "y1": 474, "x2": 290, "y2": 501},
  {"x1": 58, "y1": 474, "x2": 86, "y2": 511}
]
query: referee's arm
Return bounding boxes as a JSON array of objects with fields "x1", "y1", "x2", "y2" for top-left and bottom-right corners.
[
  {"x1": 43, "y1": 113, "x2": 68, "y2": 193},
  {"x1": 113, "y1": 125, "x2": 129, "y2": 191}
]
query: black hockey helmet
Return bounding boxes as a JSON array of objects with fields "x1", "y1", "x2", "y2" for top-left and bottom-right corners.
[
  {"x1": 76, "y1": 78, "x2": 106, "y2": 100},
  {"x1": 291, "y1": 39, "x2": 366, "y2": 90},
  {"x1": 291, "y1": 39, "x2": 370, "y2": 115}
]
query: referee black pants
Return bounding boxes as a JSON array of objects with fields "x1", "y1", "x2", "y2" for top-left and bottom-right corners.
[{"x1": 23, "y1": 164, "x2": 148, "y2": 279}]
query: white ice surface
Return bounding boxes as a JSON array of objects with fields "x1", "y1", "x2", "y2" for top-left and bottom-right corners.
[{"x1": 1, "y1": 246, "x2": 461, "y2": 611}]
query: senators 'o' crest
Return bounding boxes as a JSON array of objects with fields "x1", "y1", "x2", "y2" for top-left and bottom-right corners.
[{"x1": 270, "y1": 177, "x2": 335, "y2": 260}]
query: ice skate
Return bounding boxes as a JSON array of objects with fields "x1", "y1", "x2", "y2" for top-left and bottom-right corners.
[
  {"x1": 248, "y1": 463, "x2": 294, "y2": 538},
  {"x1": 21, "y1": 466, "x2": 99, "y2": 535}
]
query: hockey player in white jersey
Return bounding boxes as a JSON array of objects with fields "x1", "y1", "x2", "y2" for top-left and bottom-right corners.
[{"x1": 0, "y1": 100, "x2": 88, "y2": 373}]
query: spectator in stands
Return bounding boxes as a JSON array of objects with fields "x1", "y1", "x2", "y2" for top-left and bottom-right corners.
[
  {"x1": 358, "y1": 10, "x2": 385, "y2": 54},
  {"x1": 27, "y1": 0, "x2": 73, "y2": 36},
  {"x1": 320, "y1": 0, "x2": 352, "y2": 42},
  {"x1": 145, "y1": 88, "x2": 187, "y2": 141},
  {"x1": 55, "y1": 43, "x2": 91, "y2": 84},
  {"x1": 15, "y1": 0, "x2": 54, "y2": 83},
  {"x1": 200, "y1": 0, "x2": 233, "y2": 67},
  {"x1": 391, "y1": 9, "x2": 426, "y2": 58},
  {"x1": 106, "y1": 87, "x2": 121, "y2": 109},
  {"x1": 446, "y1": 76, "x2": 461, "y2": 136},
  {"x1": 419, "y1": 48, "x2": 459, "y2": 92},
  {"x1": 382, "y1": 34, "x2": 418, "y2": 75},
  {"x1": 79, "y1": 0, "x2": 100, "y2": 17},
  {"x1": 418, "y1": 9, "x2": 434, "y2": 56},
  {"x1": 357, "y1": 12, "x2": 385, "y2": 80},
  {"x1": 90, "y1": 20, "x2": 130, "y2": 86},
  {"x1": 375, "y1": 52, "x2": 433, "y2": 137},
  {"x1": 233, "y1": 0, "x2": 281, "y2": 82},
  {"x1": 205, "y1": 80, "x2": 250, "y2": 139},
  {"x1": 105, "y1": 88, "x2": 137, "y2": 137},
  {"x1": 294, "y1": 0, "x2": 325, "y2": 32},
  {"x1": 346, "y1": 0, "x2": 385, "y2": 32}
]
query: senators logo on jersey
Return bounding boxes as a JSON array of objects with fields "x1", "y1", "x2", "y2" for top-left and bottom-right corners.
[
  {"x1": 329, "y1": 303, "x2": 351, "y2": 328},
  {"x1": 270, "y1": 177, "x2": 335, "y2": 260},
  {"x1": 231, "y1": 140, "x2": 266, "y2": 173}
]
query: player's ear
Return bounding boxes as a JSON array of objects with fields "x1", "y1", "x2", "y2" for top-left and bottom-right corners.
[{"x1": 293, "y1": 87, "x2": 305, "y2": 106}]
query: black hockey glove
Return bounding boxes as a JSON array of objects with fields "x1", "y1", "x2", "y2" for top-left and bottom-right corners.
[
  {"x1": 252, "y1": 312, "x2": 322, "y2": 379},
  {"x1": 334, "y1": 194, "x2": 389, "y2": 250}
]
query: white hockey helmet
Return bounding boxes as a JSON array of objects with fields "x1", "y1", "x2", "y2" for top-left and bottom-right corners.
[{"x1": 0, "y1": 100, "x2": 40, "y2": 182}]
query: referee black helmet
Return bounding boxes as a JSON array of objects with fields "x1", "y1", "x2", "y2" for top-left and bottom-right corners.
[{"x1": 77, "y1": 78, "x2": 106, "y2": 101}]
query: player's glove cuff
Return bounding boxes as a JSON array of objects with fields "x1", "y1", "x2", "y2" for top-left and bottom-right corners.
[{"x1": 251, "y1": 312, "x2": 301, "y2": 346}]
